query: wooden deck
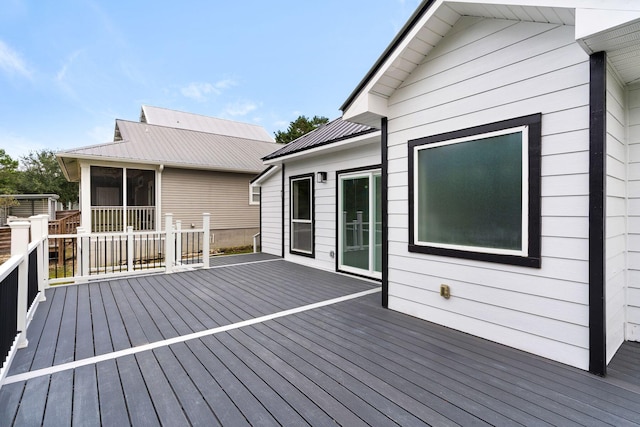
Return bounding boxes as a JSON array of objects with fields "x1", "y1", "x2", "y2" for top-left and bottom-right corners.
[{"x1": 2, "y1": 253, "x2": 640, "y2": 426}]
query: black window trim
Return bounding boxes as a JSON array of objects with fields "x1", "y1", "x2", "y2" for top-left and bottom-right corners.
[
  {"x1": 408, "y1": 113, "x2": 542, "y2": 268},
  {"x1": 289, "y1": 173, "x2": 315, "y2": 258}
]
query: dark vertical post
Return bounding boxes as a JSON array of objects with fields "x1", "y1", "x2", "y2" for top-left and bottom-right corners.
[
  {"x1": 281, "y1": 164, "x2": 286, "y2": 258},
  {"x1": 589, "y1": 51, "x2": 607, "y2": 376},
  {"x1": 381, "y1": 117, "x2": 389, "y2": 308}
]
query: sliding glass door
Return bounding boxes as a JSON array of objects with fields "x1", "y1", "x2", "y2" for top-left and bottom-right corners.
[{"x1": 338, "y1": 170, "x2": 381, "y2": 278}]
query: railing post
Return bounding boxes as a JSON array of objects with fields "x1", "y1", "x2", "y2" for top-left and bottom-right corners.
[
  {"x1": 77, "y1": 227, "x2": 90, "y2": 281},
  {"x1": 202, "y1": 213, "x2": 210, "y2": 268},
  {"x1": 165, "y1": 214, "x2": 174, "y2": 274},
  {"x1": 127, "y1": 226, "x2": 134, "y2": 272},
  {"x1": 29, "y1": 215, "x2": 48, "y2": 301},
  {"x1": 175, "y1": 220, "x2": 182, "y2": 266},
  {"x1": 10, "y1": 221, "x2": 30, "y2": 349}
]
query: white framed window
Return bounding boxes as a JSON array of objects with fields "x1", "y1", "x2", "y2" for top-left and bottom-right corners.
[
  {"x1": 290, "y1": 174, "x2": 314, "y2": 256},
  {"x1": 249, "y1": 183, "x2": 261, "y2": 205},
  {"x1": 408, "y1": 114, "x2": 541, "y2": 267}
]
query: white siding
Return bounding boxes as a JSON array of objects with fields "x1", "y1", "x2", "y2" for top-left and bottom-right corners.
[
  {"x1": 627, "y1": 82, "x2": 640, "y2": 341},
  {"x1": 282, "y1": 142, "x2": 381, "y2": 272},
  {"x1": 386, "y1": 17, "x2": 592, "y2": 369},
  {"x1": 605, "y1": 64, "x2": 627, "y2": 362},
  {"x1": 260, "y1": 169, "x2": 283, "y2": 256}
]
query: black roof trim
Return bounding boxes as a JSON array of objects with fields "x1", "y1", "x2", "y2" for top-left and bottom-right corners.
[{"x1": 251, "y1": 165, "x2": 277, "y2": 184}]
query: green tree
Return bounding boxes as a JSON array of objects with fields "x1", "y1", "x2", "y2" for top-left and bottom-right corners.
[
  {"x1": 0, "y1": 149, "x2": 19, "y2": 194},
  {"x1": 17, "y1": 150, "x2": 78, "y2": 206},
  {"x1": 274, "y1": 115, "x2": 329, "y2": 144}
]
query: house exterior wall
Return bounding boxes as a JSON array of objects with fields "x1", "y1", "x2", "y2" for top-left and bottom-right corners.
[
  {"x1": 627, "y1": 82, "x2": 640, "y2": 341},
  {"x1": 385, "y1": 17, "x2": 592, "y2": 369},
  {"x1": 605, "y1": 64, "x2": 627, "y2": 362},
  {"x1": 260, "y1": 168, "x2": 283, "y2": 256},
  {"x1": 278, "y1": 142, "x2": 380, "y2": 272},
  {"x1": 10, "y1": 199, "x2": 50, "y2": 219},
  {"x1": 161, "y1": 167, "x2": 259, "y2": 249}
]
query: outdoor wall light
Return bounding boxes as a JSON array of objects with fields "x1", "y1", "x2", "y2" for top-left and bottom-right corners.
[{"x1": 316, "y1": 171, "x2": 327, "y2": 183}]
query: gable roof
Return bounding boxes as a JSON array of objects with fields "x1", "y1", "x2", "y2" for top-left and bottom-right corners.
[
  {"x1": 58, "y1": 120, "x2": 278, "y2": 181},
  {"x1": 262, "y1": 118, "x2": 377, "y2": 162},
  {"x1": 341, "y1": 0, "x2": 640, "y2": 126},
  {"x1": 140, "y1": 105, "x2": 274, "y2": 142}
]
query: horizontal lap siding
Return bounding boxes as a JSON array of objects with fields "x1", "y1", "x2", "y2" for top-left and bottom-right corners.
[
  {"x1": 161, "y1": 168, "x2": 258, "y2": 230},
  {"x1": 627, "y1": 83, "x2": 640, "y2": 341},
  {"x1": 605, "y1": 66, "x2": 627, "y2": 362},
  {"x1": 283, "y1": 143, "x2": 380, "y2": 272},
  {"x1": 260, "y1": 169, "x2": 282, "y2": 256},
  {"x1": 386, "y1": 17, "x2": 591, "y2": 369}
]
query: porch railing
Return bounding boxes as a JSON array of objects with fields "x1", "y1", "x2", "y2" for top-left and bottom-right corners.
[
  {"x1": 49, "y1": 213, "x2": 210, "y2": 285},
  {"x1": 1, "y1": 216, "x2": 48, "y2": 386},
  {"x1": 91, "y1": 206, "x2": 156, "y2": 233}
]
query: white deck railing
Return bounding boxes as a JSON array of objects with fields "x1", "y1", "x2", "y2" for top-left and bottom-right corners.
[
  {"x1": 91, "y1": 206, "x2": 156, "y2": 233},
  {"x1": 49, "y1": 213, "x2": 210, "y2": 285}
]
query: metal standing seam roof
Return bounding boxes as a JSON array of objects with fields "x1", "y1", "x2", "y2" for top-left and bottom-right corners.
[
  {"x1": 140, "y1": 105, "x2": 275, "y2": 142},
  {"x1": 58, "y1": 120, "x2": 278, "y2": 174},
  {"x1": 262, "y1": 118, "x2": 377, "y2": 161}
]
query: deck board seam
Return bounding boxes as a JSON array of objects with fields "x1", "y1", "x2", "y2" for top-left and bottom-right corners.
[{"x1": 3, "y1": 288, "x2": 381, "y2": 385}]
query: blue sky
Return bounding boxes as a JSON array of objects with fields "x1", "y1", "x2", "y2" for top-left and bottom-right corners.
[{"x1": 0, "y1": 0, "x2": 421, "y2": 160}]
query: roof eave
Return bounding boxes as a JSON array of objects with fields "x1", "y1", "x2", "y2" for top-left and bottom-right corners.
[{"x1": 263, "y1": 130, "x2": 381, "y2": 165}]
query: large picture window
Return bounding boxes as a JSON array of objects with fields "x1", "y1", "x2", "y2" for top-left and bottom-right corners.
[
  {"x1": 290, "y1": 174, "x2": 314, "y2": 256},
  {"x1": 408, "y1": 114, "x2": 541, "y2": 267}
]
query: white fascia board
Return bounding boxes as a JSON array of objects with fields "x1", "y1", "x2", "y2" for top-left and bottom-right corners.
[
  {"x1": 65, "y1": 154, "x2": 263, "y2": 175},
  {"x1": 251, "y1": 165, "x2": 281, "y2": 186},
  {"x1": 575, "y1": 8, "x2": 640, "y2": 43},
  {"x1": 263, "y1": 131, "x2": 381, "y2": 166},
  {"x1": 446, "y1": 0, "x2": 640, "y2": 10},
  {"x1": 343, "y1": 0, "x2": 446, "y2": 122}
]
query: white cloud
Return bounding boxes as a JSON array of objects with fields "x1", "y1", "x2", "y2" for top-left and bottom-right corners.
[
  {"x1": 180, "y1": 79, "x2": 237, "y2": 101},
  {"x1": 56, "y1": 50, "x2": 82, "y2": 83},
  {"x1": 1, "y1": 133, "x2": 45, "y2": 160},
  {"x1": 0, "y1": 39, "x2": 32, "y2": 78},
  {"x1": 223, "y1": 100, "x2": 258, "y2": 117},
  {"x1": 87, "y1": 125, "x2": 113, "y2": 144}
]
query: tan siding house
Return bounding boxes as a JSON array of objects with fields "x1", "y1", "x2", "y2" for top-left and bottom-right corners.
[
  {"x1": 162, "y1": 168, "x2": 259, "y2": 248},
  {"x1": 57, "y1": 106, "x2": 276, "y2": 249}
]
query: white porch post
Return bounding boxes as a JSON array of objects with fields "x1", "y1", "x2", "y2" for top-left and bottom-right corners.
[
  {"x1": 77, "y1": 227, "x2": 90, "y2": 280},
  {"x1": 127, "y1": 226, "x2": 134, "y2": 272},
  {"x1": 29, "y1": 214, "x2": 49, "y2": 300},
  {"x1": 202, "y1": 213, "x2": 210, "y2": 268},
  {"x1": 165, "y1": 213, "x2": 174, "y2": 274},
  {"x1": 10, "y1": 221, "x2": 30, "y2": 349},
  {"x1": 80, "y1": 163, "x2": 91, "y2": 232}
]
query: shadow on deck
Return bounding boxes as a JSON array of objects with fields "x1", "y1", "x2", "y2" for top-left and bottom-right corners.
[{"x1": 1, "y1": 253, "x2": 640, "y2": 426}]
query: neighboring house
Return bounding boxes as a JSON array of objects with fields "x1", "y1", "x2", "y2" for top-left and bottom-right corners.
[
  {"x1": 256, "y1": 0, "x2": 640, "y2": 375},
  {"x1": 0, "y1": 194, "x2": 60, "y2": 226},
  {"x1": 58, "y1": 107, "x2": 277, "y2": 249}
]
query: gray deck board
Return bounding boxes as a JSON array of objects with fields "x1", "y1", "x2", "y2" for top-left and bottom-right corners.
[
  {"x1": 53, "y1": 285, "x2": 77, "y2": 366},
  {"x1": 42, "y1": 371, "x2": 73, "y2": 427},
  {"x1": 96, "y1": 360, "x2": 130, "y2": 427},
  {"x1": 185, "y1": 339, "x2": 278, "y2": 426},
  {"x1": 75, "y1": 285, "x2": 95, "y2": 360},
  {"x1": 72, "y1": 365, "x2": 100, "y2": 426},
  {"x1": 169, "y1": 342, "x2": 249, "y2": 426},
  {"x1": 3, "y1": 253, "x2": 640, "y2": 426},
  {"x1": 117, "y1": 354, "x2": 160, "y2": 427},
  {"x1": 99, "y1": 281, "x2": 131, "y2": 351},
  {"x1": 136, "y1": 351, "x2": 192, "y2": 426}
]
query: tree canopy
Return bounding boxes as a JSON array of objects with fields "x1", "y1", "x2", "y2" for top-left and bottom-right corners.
[
  {"x1": 274, "y1": 115, "x2": 329, "y2": 144},
  {"x1": 0, "y1": 149, "x2": 78, "y2": 205}
]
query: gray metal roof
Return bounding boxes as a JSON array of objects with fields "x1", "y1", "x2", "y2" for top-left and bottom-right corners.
[
  {"x1": 263, "y1": 118, "x2": 377, "y2": 161},
  {"x1": 58, "y1": 120, "x2": 278, "y2": 180},
  {"x1": 140, "y1": 105, "x2": 274, "y2": 142}
]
